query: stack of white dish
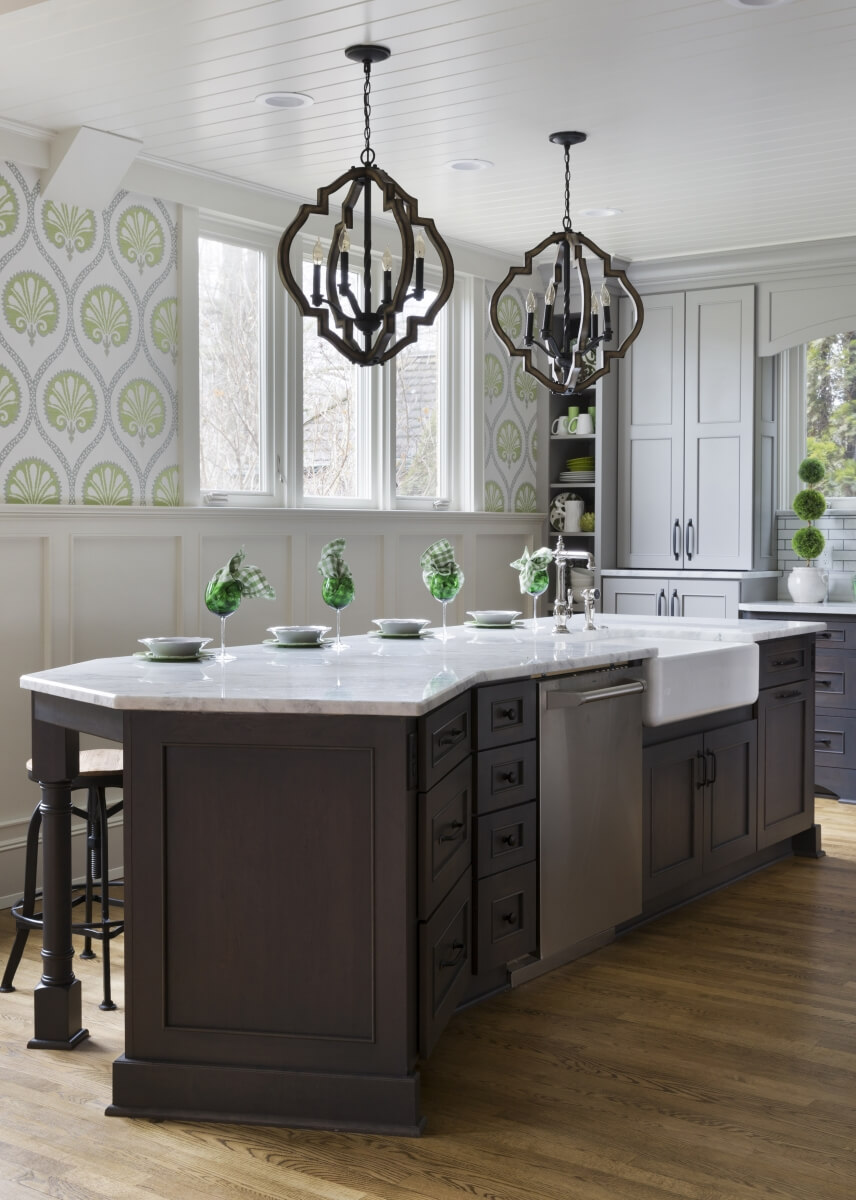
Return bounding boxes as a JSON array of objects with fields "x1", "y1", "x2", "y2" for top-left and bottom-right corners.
[{"x1": 267, "y1": 625, "x2": 331, "y2": 646}]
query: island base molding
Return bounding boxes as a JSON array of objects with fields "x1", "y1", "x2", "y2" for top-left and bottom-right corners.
[{"x1": 108, "y1": 1057, "x2": 425, "y2": 1136}]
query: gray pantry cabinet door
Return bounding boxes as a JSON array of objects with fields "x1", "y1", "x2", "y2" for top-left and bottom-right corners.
[
  {"x1": 617, "y1": 292, "x2": 686, "y2": 569},
  {"x1": 682, "y1": 286, "x2": 755, "y2": 570},
  {"x1": 602, "y1": 576, "x2": 739, "y2": 618}
]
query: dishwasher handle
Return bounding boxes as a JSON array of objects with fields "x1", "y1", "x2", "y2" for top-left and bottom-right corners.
[{"x1": 545, "y1": 679, "x2": 646, "y2": 709}]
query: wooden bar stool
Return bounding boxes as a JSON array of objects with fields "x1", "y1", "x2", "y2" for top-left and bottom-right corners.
[{"x1": 1, "y1": 748, "x2": 124, "y2": 1010}]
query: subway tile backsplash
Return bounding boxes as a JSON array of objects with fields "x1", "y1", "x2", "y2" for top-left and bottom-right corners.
[{"x1": 777, "y1": 511, "x2": 856, "y2": 600}]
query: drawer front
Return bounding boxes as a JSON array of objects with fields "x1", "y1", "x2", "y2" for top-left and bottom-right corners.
[
  {"x1": 475, "y1": 740, "x2": 537, "y2": 814},
  {"x1": 418, "y1": 757, "x2": 473, "y2": 920},
  {"x1": 476, "y1": 862, "x2": 537, "y2": 973},
  {"x1": 758, "y1": 636, "x2": 813, "y2": 689},
  {"x1": 815, "y1": 713, "x2": 856, "y2": 770},
  {"x1": 475, "y1": 679, "x2": 537, "y2": 750},
  {"x1": 419, "y1": 867, "x2": 472, "y2": 1058},
  {"x1": 476, "y1": 801, "x2": 537, "y2": 879},
  {"x1": 418, "y1": 691, "x2": 472, "y2": 791},
  {"x1": 815, "y1": 648, "x2": 856, "y2": 709},
  {"x1": 813, "y1": 620, "x2": 856, "y2": 651}
]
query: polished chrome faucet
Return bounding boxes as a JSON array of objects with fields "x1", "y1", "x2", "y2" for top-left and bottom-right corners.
[{"x1": 552, "y1": 536, "x2": 595, "y2": 633}]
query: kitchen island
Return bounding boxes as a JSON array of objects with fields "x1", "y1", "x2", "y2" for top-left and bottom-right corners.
[{"x1": 19, "y1": 613, "x2": 824, "y2": 1134}]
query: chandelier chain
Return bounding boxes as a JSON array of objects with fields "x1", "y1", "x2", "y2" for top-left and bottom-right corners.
[
  {"x1": 563, "y1": 142, "x2": 572, "y2": 232},
  {"x1": 361, "y1": 60, "x2": 375, "y2": 166}
]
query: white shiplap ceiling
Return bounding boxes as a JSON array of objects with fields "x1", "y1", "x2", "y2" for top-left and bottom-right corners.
[{"x1": 0, "y1": 0, "x2": 854, "y2": 262}]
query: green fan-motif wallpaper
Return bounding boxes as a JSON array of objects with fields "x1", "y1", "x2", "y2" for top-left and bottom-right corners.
[
  {"x1": 0, "y1": 161, "x2": 180, "y2": 505},
  {"x1": 482, "y1": 280, "x2": 541, "y2": 512}
]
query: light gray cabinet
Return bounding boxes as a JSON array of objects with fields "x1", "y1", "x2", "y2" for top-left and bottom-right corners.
[
  {"x1": 617, "y1": 285, "x2": 764, "y2": 571},
  {"x1": 602, "y1": 575, "x2": 740, "y2": 619}
]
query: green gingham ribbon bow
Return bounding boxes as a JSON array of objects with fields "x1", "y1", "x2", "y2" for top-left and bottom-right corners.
[
  {"x1": 209, "y1": 548, "x2": 275, "y2": 599},
  {"x1": 510, "y1": 546, "x2": 554, "y2": 593},
  {"x1": 317, "y1": 538, "x2": 353, "y2": 585},
  {"x1": 420, "y1": 538, "x2": 459, "y2": 577}
]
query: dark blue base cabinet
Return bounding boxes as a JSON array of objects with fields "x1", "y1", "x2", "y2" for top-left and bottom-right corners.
[{"x1": 639, "y1": 634, "x2": 817, "y2": 915}]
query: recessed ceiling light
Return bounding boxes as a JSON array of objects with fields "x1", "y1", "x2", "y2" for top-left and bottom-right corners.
[
  {"x1": 255, "y1": 92, "x2": 314, "y2": 110},
  {"x1": 579, "y1": 207, "x2": 623, "y2": 218},
  {"x1": 724, "y1": 0, "x2": 796, "y2": 9},
  {"x1": 446, "y1": 158, "x2": 493, "y2": 171}
]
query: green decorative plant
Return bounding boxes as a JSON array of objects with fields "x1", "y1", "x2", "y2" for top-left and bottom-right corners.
[{"x1": 791, "y1": 457, "x2": 826, "y2": 565}]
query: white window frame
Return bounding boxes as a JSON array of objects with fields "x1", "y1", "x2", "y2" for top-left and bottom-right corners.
[{"x1": 187, "y1": 216, "x2": 473, "y2": 511}]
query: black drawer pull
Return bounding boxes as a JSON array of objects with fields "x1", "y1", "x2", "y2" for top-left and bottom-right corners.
[
  {"x1": 770, "y1": 656, "x2": 800, "y2": 667},
  {"x1": 497, "y1": 706, "x2": 519, "y2": 720},
  {"x1": 501, "y1": 833, "x2": 519, "y2": 847},
  {"x1": 816, "y1": 738, "x2": 833, "y2": 747},
  {"x1": 695, "y1": 750, "x2": 706, "y2": 789},
  {"x1": 775, "y1": 689, "x2": 802, "y2": 700},
  {"x1": 501, "y1": 911, "x2": 518, "y2": 925},
  {"x1": 440, "y1": 941, "x2": 465, "y2": 968},
  {"x1": 706, "y1": 750, "x2": 717, "y2": 785},
  {"x1": 816, "y1": 679, "x2": 832, "y2": 688},
  {"x1": 819, "y1": 631, "x2": 833, "y2": 639},
  {"x1": 437, "y1": 728, "x2": 466, "y2": 748},
  {"x1": 438, "y1": 820, "x2": 465, "y2": 843},
  {"x1": 498, "y1": 769, "x2": 519, "y2": 784}
]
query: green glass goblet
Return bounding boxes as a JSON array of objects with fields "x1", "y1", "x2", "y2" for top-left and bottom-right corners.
[
  {"x1": 422, "y1": 567, "x2": 464, "y2": 641},
  {"x1": 525, "y1": 569, "x2": 551, "y2": 630},
  {"x1": 204, "y1": 578, "x2": 242, "y2": 662},
  {"x1": 321, "y1": 576, "x2": 355, "y2": 652}
]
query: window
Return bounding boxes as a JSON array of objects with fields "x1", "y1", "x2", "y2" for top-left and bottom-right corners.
[
  {"x1": 196, "y1": 219, "x2": 470, "y2": 509},
  {"x1": 805, "y1": 331, "x2": 856, "y2": 496}
]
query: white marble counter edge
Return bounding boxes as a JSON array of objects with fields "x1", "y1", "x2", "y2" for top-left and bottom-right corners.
[{"x1": 738, "y1": 601, "x2": 856, "y2": 615}]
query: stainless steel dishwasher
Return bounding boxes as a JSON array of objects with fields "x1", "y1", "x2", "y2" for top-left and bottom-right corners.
[{"x1": 512, "y1": 664, "x2": 645, "y2": 984}]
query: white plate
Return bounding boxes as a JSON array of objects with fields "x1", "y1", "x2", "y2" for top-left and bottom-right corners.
[
  {"x1": 466, "y1": 610, "x2": 521, "y2": 625},
  {"x1": 133, "y1": 650, "x2": 216, "y2": 662},
  {"x1": 263, "y1": 637, "x2": 334, "y2": 648},
  {"x1": 371, "y1": 618, "x2": 431, "y2": 637},
  {"x1": 367, "y1": 629, "x2": 435, "y2": 639},
  {"x1": 463, "y1": 620, "x2": 525, "y2": 629}
]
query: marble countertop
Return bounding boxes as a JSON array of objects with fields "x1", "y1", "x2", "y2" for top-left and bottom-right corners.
[
  {"x1": 19, "y1": 613, "x2": 827, "y2": 717},
  {"x1": 739, "y1": 600, "x2": 856, "y2": 615},
  {"x1": 600, "y1": 569, "x2": 781, "y2": 580}
]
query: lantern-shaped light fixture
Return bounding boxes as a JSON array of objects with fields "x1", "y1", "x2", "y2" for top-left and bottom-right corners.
[
  {"x1": 277, "y1": 45, "x2": 454, "y2": 367},
  {"x1": 490, "y1": 131, "x2": 644, "y2": 395}
]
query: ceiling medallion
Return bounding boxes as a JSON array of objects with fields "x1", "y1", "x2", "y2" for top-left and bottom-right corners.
[
  {"x1": 277, "y1": 45, "x2": 454, "y2": 367},
  {"x1": 489, "y1": 131, "x2": 644, "y2": 396}
]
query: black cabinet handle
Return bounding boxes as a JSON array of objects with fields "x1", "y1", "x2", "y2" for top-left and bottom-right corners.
[
  {"x1": 437, "y1": 728, "x2": 465, "y2": 748},
  {"x1": 501, "y1": 911, "x2": 518, "y2": 925},
  {"x1": 670, "y1": 589, "x2": 678, "y2": 618},
  {"x1": 775, "y1": 689, "x2": 802, "y2": 700},
  {"x1": 695, "y1": 751, "x2": 707, "y2": 790},
  {"x1": 440, "y1": 941, "x2": 465, "y2": 968},
  {"x1": 816, "y1": 679, "x2": 832, "y2": 688},
  {"x1": 815, "y1": 738, "x2": 833, "y2": 747},
  {"x1": 819, "y1": 631, "x2": 833, "y2": 639},
  {"x1": 498, "y1": 769, "x2": 519, "y2": 784},
  {"x1": 657, "y1": 589, "x2": 666, "y2": 617},
  {"x1": 438, "y1": 819, "x2": 465, "y2": 843},
  {"x1": 707, "y1": 750, "x2": 717, "y2": 785},
  {"x1": 501, "y1": 833, "x2": 519, "y2": 847},
  {"x1": 673, "y1": 519, "x2": 681, "y2": 562},
  {"x1": 686, "y1": 518, "x2": 694, "y2": 561},
  {"x1": 497, "y1": 706, "x2": 519, "y2": 720},
  {"x1": 771, "y1": 656, "x2": 800, "y2": 668}
]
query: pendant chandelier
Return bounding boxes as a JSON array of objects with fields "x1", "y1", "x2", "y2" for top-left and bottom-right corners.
[
  {"x1": 277, "y1": 45, "x2": 454, "y2": 367},
  {"x1": 489, "y1": 131, "x2": 644, "y2": 396}
]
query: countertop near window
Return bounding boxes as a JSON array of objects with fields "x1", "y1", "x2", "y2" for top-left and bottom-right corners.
[{"x1": 20, "y1": 614, "x2": 825, "y2": 718}]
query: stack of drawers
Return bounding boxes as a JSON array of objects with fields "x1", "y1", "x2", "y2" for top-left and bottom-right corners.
[{"x1": 473, "y1": 680, "x2": 538, "y2": 976}]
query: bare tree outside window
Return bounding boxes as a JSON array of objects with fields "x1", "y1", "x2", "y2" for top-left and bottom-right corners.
[
  {"x1": 395, "y1": 292, "x2": 439, "y2": 498},
  {"x1": 198, "y1": 238, "x2": 262, "y2": 492}
]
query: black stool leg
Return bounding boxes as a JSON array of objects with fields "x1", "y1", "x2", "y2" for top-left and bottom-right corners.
[
  {"x1": 94, "y1": 787, "x2": 116, "y2": 1011},
  {"x1": 0, "y1": 805, "x2": 42, "y2": 992},
  {"x1": 79, "y1": 788, "x2": 97, "y2": 960}
]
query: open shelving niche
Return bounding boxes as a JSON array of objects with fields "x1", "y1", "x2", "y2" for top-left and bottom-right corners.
[{"x1": 542, "y1": 364, "x2": 617, "y2": 611}]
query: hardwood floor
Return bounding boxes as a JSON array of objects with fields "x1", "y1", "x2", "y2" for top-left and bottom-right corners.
[{"x1": 1, "y1": 798, "x2": 854, "y2": 1200}]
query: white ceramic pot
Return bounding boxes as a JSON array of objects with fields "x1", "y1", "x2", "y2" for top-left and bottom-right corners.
[{"x1": 787, "y1": 566, "x2": 829, "y2": 604}]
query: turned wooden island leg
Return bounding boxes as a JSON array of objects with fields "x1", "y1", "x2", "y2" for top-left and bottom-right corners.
[{"x1": 27, "y1": 706, "x2": 89, "y2": 1050}]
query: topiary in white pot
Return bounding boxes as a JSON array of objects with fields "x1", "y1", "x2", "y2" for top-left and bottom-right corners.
[{"x1": 787, "y1": 457, "x2": 829, "y2": 604}]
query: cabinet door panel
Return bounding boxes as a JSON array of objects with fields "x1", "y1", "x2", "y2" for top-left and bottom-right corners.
[
  {"x1": 703, "y1": 719, "x2": 757, "y2": 872},
  {"x1": 757, "y1": 681, "x2": 814, "y2": 848},
  {"x1": 618, "y1": 293, "x2": 685, "y2": 569},
  {"x1": 676, "y1": 579, "x2": 739, "y2": 620},
  {"x1": 683, "y1": 286, "x2": 754, "y2": 570},
  {"x1": 643, "y1": 733, "x2": 704, "y2": 900},
  {"x1": 418, "y1": 868, "x2": 472, "y2": 1059},
  {"x1": 602, "y1": 577, "x2": 667, "y2": 617}
]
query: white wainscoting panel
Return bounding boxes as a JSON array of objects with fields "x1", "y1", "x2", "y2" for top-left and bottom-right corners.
[{"x1": 0, "y1": 507, "x2": 543, "y2": 906}]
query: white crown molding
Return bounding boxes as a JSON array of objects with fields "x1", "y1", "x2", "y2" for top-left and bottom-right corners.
[{"x1": 627, "y1": 237, "x2": 856, "y2": 292}]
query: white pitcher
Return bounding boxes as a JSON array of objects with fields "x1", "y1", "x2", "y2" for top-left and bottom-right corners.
[
  {"x1": 787, "y1": 566, "x2": 828, "y2": 604},
  {"x1": 561, "y1": 499, "x2": 585, "y2": 532}
]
